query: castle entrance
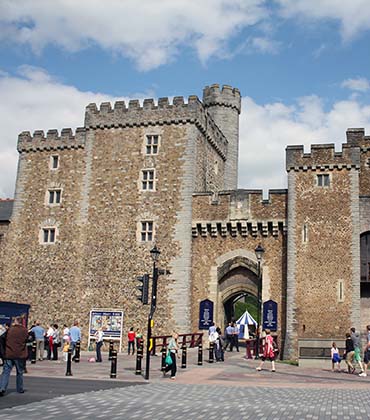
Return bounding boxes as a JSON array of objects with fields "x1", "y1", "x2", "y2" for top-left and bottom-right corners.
[{"x1": 217, "y1": 255, "x2": 259, "y2": 329}]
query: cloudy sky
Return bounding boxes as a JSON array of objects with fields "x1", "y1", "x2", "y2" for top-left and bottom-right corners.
[{"x1": 1, "y1": 0, "x2": 370, "y2": 197}]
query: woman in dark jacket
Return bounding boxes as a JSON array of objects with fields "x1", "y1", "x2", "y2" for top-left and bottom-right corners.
[{"x1": 344, "y1": 332, "x2": 355, "y2": 373}]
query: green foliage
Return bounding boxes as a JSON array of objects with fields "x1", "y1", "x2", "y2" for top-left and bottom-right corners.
[{"x1": 234, "y1": 295, "x2": 257, "y2": 320}]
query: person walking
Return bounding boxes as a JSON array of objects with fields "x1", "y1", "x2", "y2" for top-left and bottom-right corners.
[
  {"x1": 127, "y1": 327, "x2": 136, "y2": 355},
  {"x1": 344, "y1": 332, "x2": 355, "y2": 373},
  {"x1": 94, "y1": 327, "x2": 104, "y2": 362},
  {"x1": 31, "y1": 322, "x2": 45, "y2": 361},
  {"x1": 0, "y1": 317, "x2": 28, "y2": 396},
  {"x1": 256, "y1": 329, "x2": 276, "y2": 372},
  {"x1": 350, "y1": 327, "x2": 364, "y2": 375},
  {"x1": 163, "y1": 331, "x2": 179, "y2": 380},
  {"x1": 331, "y1": 342, "x2": 341, "y2": 372}
]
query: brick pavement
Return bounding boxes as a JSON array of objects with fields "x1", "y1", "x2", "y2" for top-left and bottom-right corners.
[{"x1": 1, "y1": 349, "x2": 370, "y2": 419}]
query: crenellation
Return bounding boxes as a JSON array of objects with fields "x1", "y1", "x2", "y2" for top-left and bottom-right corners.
[
  {"x1": 143, "y1": 99, "x2": 154, "y2": 110},
  {"x1": 128, "y1": 99, "x2": 140, "y2": 109},
  {"x1": 286, "y1": 143, "x2": 360, "y2": 170},
  {"x1": 17, "y1": 127, "x2": 86, "y2": 152}
]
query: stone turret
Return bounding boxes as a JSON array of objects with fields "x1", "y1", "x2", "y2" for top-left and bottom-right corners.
[{"x1": 202, "y1": 84, "x2": 241, "y2": 190}]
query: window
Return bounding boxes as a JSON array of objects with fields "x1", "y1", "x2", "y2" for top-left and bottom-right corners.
[
  {"x1": 146, "y1": 135, "x2": 159, "y2": 155},
  {"x1": 141, "y1": 221, "x2": 153, "y2": 242},
  {"x1": 48, "y1": 189, "x2": 62, "y2": 205},
  {"x1": 42, "y1": 228, "x2": 56, "y2": 244},
  {"x1": 50, "y1": 155, "x2": 59, "y2": 170},
  {"x1": 302, "y1": 224, "x2": 308, "y2": 243},
  {"x1": 317, "y1": 174, "x2": 330, "y2": 187},
  {"x1": 142, "y1": 169, "x2": 155, "y2": 191},
  {"x1": 337, "y1": 280, "x2": 344, "y2": 302}
]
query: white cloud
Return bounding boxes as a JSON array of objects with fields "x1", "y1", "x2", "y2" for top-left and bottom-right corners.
[
  {"x1": 1, "y1": 68, "x2": 370, "y2": 198},
  {"x1": 276, "y1": 0, "x2": 370, "y2": 40},
  {"x1": 239, "y1": 95, "x2": 370, "y2": 191},
  {"x1": 341, "y1": 77, "x2": 370, "y2": 92},
  {"x1": 0, "y1": 0, "x2": 268, "y2": 71}
]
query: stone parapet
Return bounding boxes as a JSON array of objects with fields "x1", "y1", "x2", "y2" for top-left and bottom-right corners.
[
  {"x1": 202, "y1": 84, "x2": 241, "y2": 113},
  {"x1": 286, "y1": 143, "x2": 360, "y2": 171},
  {"x1": 192, "y1": 220, "x2": 286, "y2": 238},
  {"x1": 17, "y1": 128, "x2": 86, "y2": 153},
  {"x1": 84, "y1": 96, "x2": 228, "y2": 159}
]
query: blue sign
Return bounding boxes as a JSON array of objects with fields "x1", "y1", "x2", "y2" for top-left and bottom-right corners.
[
  {"x1": 263, "y1": 300, "x2": 278, "y2": 331},
  {"x1": 0, "y1": 301, "x2": 30, "y2": 327},
  {"x1": 199, "y1": 299, "x2": 214, "y2": 330}
]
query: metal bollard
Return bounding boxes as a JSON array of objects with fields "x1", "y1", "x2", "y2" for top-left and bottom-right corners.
[
  {"x1": 161, "y1": 345, "x2": 166, "y2": 371},
  {"x1": 110, "y1": 349, "x2": 117, "y2": 379},
  {"x1": 209, "y1": 341, "x2": 214, "y2": 363},
  {"x1": 74, "y1": 341, "x2": 80, "y2": 363},
  {"x1": 135, "y1": 340, "x2": 143, "y2": 375},
  {"x1": 109, "y1": 339, "x2": 114, "y2": 361},
  {"x1": 181, "y1": 343, "x2": 187, "y2": 369},
  {"x1": 65, "y1": 348, "x2": 73, "y2": 376},
  {"x1": 31, "y1": 340, "x2": 37, "y2": 364},
  {"x1": 198, "y1": 341, "x2": 203, "y2": 366}
]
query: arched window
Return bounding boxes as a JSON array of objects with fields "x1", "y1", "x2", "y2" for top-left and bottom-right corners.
[{"x1": 360, "y1": 232, "x2": 370, "y2": 282}]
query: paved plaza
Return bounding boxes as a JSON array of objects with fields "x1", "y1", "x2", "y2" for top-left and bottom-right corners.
[{"x1": 0, "y1": 349, "x2": 370, "y2": 419}]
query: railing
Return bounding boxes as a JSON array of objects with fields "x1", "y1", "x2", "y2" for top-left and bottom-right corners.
[{"x1": 151, "y1": 333, "x2": 203, "y2": 355}]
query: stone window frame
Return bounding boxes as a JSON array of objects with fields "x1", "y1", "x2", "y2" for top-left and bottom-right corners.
[
  {"x1": 46, "y1": 188, "x2": 63, "y2": 206},
  {"x1": 145, "y1": 134, "x2": 160, "y2": 155},
  {"x1": 337, "y1": 279, "x2": 344, "y2": 302},
  {"x1": 316, "y1": 173, "x2": 330, "y2": 187},
  {"x1": 39, "y1": 226, "x2": 58, "y2": 245},
  {"x1": 139, "y1": 220, "x2": 154, "y2": 242},
  {"x1": 141, "y1": 168, "x2": 156, "y2": 191},
  {"x1": 50, "y1": 155, "x2": 60, "y2": 170}
]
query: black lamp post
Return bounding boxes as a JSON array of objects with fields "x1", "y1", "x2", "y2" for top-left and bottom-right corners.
[
  {"x1": 145, "y1": 245, "x2": 160, "y2": 380},
  {"x1": 254, "y1": 243, "x2": 265, "y2": 360}
]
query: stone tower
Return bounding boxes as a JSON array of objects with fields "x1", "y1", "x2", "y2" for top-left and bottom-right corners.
[{"x1": 202, "y1": 84, "x2": 241, "y2": 190}]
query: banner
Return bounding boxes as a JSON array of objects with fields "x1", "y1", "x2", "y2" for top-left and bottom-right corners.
[
  {"x1": 0, "y1": 301, "x2": 30, "y2": 327},
  {"x1": 262, "y1": 300, "x2": 278, "y2": 331},
  {"x1": 198, "y1": 299, "x2": 214, "y2": 330}
]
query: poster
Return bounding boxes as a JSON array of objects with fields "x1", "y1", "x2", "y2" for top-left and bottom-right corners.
[{"x1": 88, "y1": 309, "x2": 124, "y2": 352}]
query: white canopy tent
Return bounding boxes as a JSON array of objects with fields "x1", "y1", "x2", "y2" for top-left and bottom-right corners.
[{"x1": 236, "y1": 310, "x2": 257, "y2": 339}]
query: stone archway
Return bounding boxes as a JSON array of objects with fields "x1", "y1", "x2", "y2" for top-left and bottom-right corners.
[{"x1": 208, "y1": 249, "x2": 261, "y2": 328}]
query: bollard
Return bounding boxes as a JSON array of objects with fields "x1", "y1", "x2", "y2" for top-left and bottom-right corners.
[
  {"x1": 209, "y1": 341, "x2": 214, "y2": 363},
  {"x1": 31, "y1": 340, "x2": 37, "y2": 364},
  {"x1": 110, "y1": 349, "x2": 117, "y2": 379},
  {"x1": 109, "y1": 339, "x2": 114, "y2": 361},
  {"x1": 181, "y1": 343, "x2": 187, "y2": 369},
  {"x1": 74, "y1": 341, "x2": 80, "y2": 363},
  {"x1": 135, "y1": 340, "x2": 143, "y2": 375},
  {"x1": 161, "y1": 345, "x2": 166, "y2": 371},
  {"x1": 65, "y1": 348, "x2": 73, "y2": 376},
  {"x1": 198, "y1": 341, "x2": 203, "y2": 366}
]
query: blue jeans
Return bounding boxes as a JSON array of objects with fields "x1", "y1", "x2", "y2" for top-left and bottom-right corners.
[{"x1": 0, "y1": 359, "x2": 25, "y2": 393}]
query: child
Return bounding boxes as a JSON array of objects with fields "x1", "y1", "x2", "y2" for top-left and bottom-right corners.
[
  {"x1": 331, "y1": 342, "x2": 341, "y2": 372},
  {"x1": 62, "y1": 339, "x2": 70, "y2": 362}
]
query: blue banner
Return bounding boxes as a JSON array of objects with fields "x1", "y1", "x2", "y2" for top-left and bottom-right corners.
[
  {"x1": 0, "y1": 301, "x2": 30, "y2": 327},
  {"x1": 263, "y1": 300, "x2": 278, "y2": 331},
  {"x1": 199, "y1": 299, "x2": 214, "y2": 330}
]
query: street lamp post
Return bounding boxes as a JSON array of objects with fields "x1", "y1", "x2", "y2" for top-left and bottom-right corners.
[
  {"x1": 254, "y1": 243, "x2": 265, "y2": 360},
  {"x1": 145, "y1": 244, "x2": 160, "y2": 380}
]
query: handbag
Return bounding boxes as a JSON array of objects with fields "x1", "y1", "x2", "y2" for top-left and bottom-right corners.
[{"x1": 165, "y1": 351, "x2": 173, "y2": 366}]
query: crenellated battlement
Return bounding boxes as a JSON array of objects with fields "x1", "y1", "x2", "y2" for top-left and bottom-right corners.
[
  {"x1": 84, "y1": 95, "x2": 228, "y2": 159},
  {"x1": 202, "y1": 84, "x2": 241, "y2": 114},
  {"x1": 17, "y1": 127, "x2": 86, "y2": 153},
  {"x1": 286, "y1": 143, "x2": 360, "y2": 171}
]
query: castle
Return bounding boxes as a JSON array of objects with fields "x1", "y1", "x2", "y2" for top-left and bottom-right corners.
[{"x1": 0, "y1": 83, "x2": 369, "y2": 359}]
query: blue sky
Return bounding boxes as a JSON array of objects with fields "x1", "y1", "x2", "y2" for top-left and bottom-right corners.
[{"x1": 0, "y1": 0, "x2": 370, "y2": 197}]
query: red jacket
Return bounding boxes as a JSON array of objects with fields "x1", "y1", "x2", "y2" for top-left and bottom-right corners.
[{"x1": 5, "y1": 324, "x2": 28, "y2": 359}]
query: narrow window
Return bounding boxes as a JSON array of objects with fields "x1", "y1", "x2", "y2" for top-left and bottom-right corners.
[
  {"x1": 141, "y1": 221, "x2": 153, "y2": 242},
  {"x1": 42, "y1": 228, "x2": 56, "y2": 244},
  {"x1": 48, "y1": 189, "x2": 62, "y2": 205},
  {"x1": 337, "y1": 280, "x2": 344, "y2": 302},
  {"x1": 146, "y1": 135, "x2": 159, "y2": 155},
  {"x1": 317, "y1": 174, "x2": 330, "y2": 187},
  {"x1": 142, "y1": 170, "x2": 155, "y2": 191},
  {"x1": 302, "y1": 224, "x2": 308, "y2": 243},
  {"x1": 50, "y1": 155, "x2": 59, "y2": 170}
]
